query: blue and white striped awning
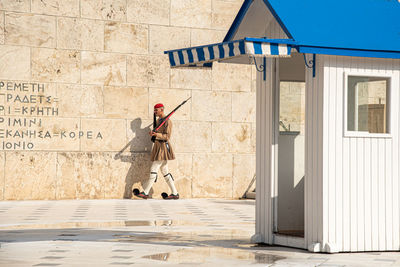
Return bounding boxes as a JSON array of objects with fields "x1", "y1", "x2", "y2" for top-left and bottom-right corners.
[{"x1": 164, "y1": 38, "x2": 294, "y2": 67}]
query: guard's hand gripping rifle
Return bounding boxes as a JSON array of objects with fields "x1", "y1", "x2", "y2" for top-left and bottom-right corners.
[{"x1": 151, "y1": 97, "x2": 191, "y2": 143}]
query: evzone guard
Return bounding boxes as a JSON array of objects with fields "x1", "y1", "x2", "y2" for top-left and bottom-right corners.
[{"x1": 134, "y1": 98, "x2": 190, "y2": 200}]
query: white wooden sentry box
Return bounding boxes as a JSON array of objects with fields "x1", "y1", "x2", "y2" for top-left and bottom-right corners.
[{"x1": 164, "y1": 0, "x2": 400, "y2": 253}]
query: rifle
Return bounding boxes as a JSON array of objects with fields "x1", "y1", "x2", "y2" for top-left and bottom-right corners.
[{"x1": 151, "y1": 97, "x2": 191, "y2": 142}]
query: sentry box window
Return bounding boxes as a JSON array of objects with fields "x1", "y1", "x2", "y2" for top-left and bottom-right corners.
[{"x1": 345, "y1": 74, "x2": 391, "y2": 137}]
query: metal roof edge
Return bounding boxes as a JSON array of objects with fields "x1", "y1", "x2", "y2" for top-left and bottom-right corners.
[
  {"x1": 244, "y1": 37, "x2": 297, "y2": 44},
  {"x1": 297, "y1": 45, "x2": 400, "y2": 59}
]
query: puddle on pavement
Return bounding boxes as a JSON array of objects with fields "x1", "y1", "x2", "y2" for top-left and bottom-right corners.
[
  {"x1": 58, "y1": 233, "x2": 77, "y2": 236},
  {"x1": 113, "y1": 233, "x2": 173, "y2": 242},
  {"x1": 124, "y1": 220, "x2": 194, "y2": 227},
  {"x1": 124, "y1": 219, "x2": 252, "y2": 227},
  {"x1": 142, "y1": 247, "x2": 285, "y2": 264},
  {"x1": 144, "y1": 253, "x2": 170, "y2": 261},
  {"x1": 0, "y1": 218, "x2": 254, "y2": 231},
  {"x1": 112, "y1": 229, "x2": 251, "y2": 244},
  {"x1": 124, "y1": 221, "x2": 154, "y2": 227},
  {"x1": 112, "y1": 230, "x2": 278, "y2": 264}
]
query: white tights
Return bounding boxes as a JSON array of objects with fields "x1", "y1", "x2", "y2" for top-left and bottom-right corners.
[{"x1": 143, "y1": 160, "x2": 178, "y2": 195}]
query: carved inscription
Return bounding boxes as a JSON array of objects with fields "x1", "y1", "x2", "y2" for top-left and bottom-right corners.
[{"x1": 0, "y1": 81, "x2": 102, "y2": 150}]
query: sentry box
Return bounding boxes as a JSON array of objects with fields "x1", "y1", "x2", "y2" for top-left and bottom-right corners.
[{"x1": 164, "y1": 0, "x2": 400, "y2": 253}]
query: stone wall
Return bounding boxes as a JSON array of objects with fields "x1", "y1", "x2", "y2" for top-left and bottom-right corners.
[
  {"x1": 279, "y1": 81, "x2": 305, "y2": 134},
  {"x1": 0, "y1": 0, "x2": 256, "y2": 200}
]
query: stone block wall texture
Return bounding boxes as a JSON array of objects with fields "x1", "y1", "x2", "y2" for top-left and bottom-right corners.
[
  {"x1": 279, "y1": 82, "x2": 305, "y2": 134},
  {"x1": 0, "y1": 0, "x2": 257, "y2": 200}
]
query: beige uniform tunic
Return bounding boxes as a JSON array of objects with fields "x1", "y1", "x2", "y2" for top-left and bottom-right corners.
[{"x1": 150, "y1": 118, "x2": 175, "y2": 161}]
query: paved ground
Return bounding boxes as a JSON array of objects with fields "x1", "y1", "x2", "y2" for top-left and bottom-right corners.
[{"x1": 0, "y1": 199, "x2": 399, "y2": 266}]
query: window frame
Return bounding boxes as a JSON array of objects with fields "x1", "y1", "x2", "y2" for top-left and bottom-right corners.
[{"x1": 343, "y1": 71, "x2": 392, "y2": 138}]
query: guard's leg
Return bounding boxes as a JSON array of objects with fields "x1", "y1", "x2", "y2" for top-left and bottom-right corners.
[
  {"x1": 160, "y1": 161, "x2": 178, "y2": 196},
  {"x1": 142, "y1": 161, "x2": 162, "y2": 195}
]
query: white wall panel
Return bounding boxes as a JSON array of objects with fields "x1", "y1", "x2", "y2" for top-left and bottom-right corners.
[
  {"x1": 304, "y1": 54, "x2": 324, "y2": 249},
  {"x1": 256, "y1": 58, "x2": 275, "y2": 244},
  {"x1": 256, "y1": 53, "x2": 400, "y2": 252},
  {"x1": 320, "y1": 55, "x2": 400, "y2": 252}
]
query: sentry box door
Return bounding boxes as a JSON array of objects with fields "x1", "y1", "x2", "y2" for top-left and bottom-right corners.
[{"x1": 274, "y1": 53, "x2": 306, "y2": 238}]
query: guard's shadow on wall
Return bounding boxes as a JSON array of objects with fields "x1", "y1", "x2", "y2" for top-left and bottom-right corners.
[{"x1": 114, "y1": 118, "x2": 153, "y2": 199}]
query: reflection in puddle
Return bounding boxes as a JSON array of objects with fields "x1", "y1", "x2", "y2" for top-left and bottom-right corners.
[
  {"x1": 123, "y1": 220, "x2": 212, "y2": 227},
  {"x1": 142, "y1": 247, "x2": 285, "y2": 264},
  {"x1": 58, "y1": 233, "x2": 78, "y2": 236},
  {"x1": 124, "y1": 220, "x2": 173, "y2": 226},
  {"x1": 123, "y1": 219, "x2": 253, "y2": 227},
  {"x1": 124, "y1": 221, "x2": 153, "y2": 226},
  {"x1": 143, "y1": 252, "x2": 170, "y2": 261},
  {"x1": 113, "y1": 228, "x2": 278, "y2": 264},
  {"x1": 112, "y1": 229, "x2": 251, "y2": 244},
  {"x1": 113, "y1": 233, "x2": 173, "y2": 242},
  {"x1": 254, "y1": 252, "x2": 285, "y2": 264}
]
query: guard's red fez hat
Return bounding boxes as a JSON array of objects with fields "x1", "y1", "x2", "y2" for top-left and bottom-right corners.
[{"x1": 154, "y1": 103, "x2": 164, "y2": 109}]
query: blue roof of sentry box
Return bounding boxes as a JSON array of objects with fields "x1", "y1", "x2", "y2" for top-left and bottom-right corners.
[{"x1": 224, "y1": 0, "x2": 400, "y2": 58}]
